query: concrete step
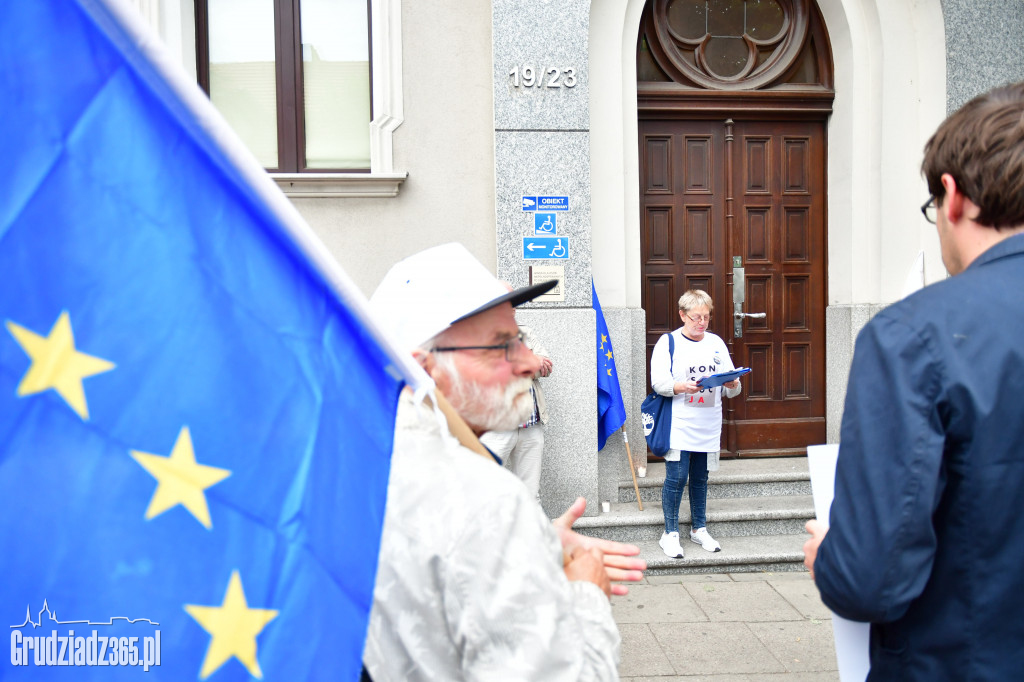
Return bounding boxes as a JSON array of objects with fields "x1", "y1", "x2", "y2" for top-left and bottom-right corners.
[
  {"x1": 629, "y1": 533, "x2": 809, "y2": 576},
  {"x1": 618, "y1": 457, "x2": 811, "y2": 504},
  {"x1": 575, "y1": 494, "x2": 815, "y2": 544},
  {"x1": 589, "y1": 457, "x2": 814, "y2": 574}
]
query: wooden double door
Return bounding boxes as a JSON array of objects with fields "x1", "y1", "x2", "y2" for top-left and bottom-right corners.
[{"x1": 640, "y1": 118, "x2": 827, "y2": 457}]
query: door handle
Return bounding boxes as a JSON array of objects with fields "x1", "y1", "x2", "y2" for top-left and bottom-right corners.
[
  {"x1": 732, "y1": 257, "x2": 747, "y2": 337},
  {"x1": 732, "y1": 258, "x2": 767, "y2": 337},
  {"x1": 733, "y1": 309, "x2": 765, "y2": 337}
]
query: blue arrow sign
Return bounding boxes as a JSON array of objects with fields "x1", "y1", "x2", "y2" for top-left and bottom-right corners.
[{"x1": 523, "y1": 237, "x2": 570, "y2": 259}]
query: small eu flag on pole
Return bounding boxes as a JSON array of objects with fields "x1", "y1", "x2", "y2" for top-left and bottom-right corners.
[
  {"x1": 593, "y1": 281, "x2": 628, "y2": 451},
  {"x1": 0, "y1": 1, "x2": 424, "y2": 679}
]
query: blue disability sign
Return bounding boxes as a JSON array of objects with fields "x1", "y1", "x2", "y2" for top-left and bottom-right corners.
[
  {"x1": 534, "y1": 213, "x2": 556, "y2": 234},
  {"x1": 523, "y1": 237, "x2": 570, "y2": 259}
]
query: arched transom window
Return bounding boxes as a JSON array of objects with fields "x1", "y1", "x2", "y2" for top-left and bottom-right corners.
[{"x1": 638, "y1": 0, "x2": 832, "y2": 90}]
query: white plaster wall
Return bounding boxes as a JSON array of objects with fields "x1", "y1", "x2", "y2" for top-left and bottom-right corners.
[
  {"x1": 589, "y1": 0, "x2": 947, "y2": 309},
  {"x1": 159, "y1": 0, "x2": 497, "y2": 296},
  {"x1": 589, "y1": 0, "x2": 646, "y2": 308},
  {"x1": 291, "y1": 1, "x2": 497, "y2": 296},
  {"x1": 884, "y1": 0, "x2": 947, "y2": 294},
  {"x1": 818, "y1": 0, "x2": 947, "y2": 305}
]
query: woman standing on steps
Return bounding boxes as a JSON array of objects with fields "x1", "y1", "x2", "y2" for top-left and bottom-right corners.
[{"x1": 649, "y1": 289, "x2": 742, "y2": 559}]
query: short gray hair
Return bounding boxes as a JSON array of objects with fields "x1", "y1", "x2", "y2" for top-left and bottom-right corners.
[{"x1": 678, "y1": 289, "x2": 713, "y2": 314}]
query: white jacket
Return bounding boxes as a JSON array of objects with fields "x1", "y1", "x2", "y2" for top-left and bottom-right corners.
[{"x1": 363, "y1": 391, "x2": 620, "y2": 681}]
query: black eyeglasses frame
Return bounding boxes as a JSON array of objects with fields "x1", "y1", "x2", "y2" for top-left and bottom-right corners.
[
  {"x1": 431, "y1": 331, "x2": 526, "y2": 363},
  {"x1": 921, "y1": 196, "x2": 937, "y2": 224}
]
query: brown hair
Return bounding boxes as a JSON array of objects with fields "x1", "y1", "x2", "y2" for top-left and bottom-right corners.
[{"x1": 921, "y1": 81, "x2": 1024, "y2": 229}]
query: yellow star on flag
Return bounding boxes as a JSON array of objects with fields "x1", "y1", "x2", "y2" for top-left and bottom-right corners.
[
  {"x1": 5, "y1": 311, "x2": 115, "y2": 420},
  {"x1": 131, "y1": 427, "x2": 231, "y2": 529},
  {"x1": 185, "y1": 571, "x2": 279, "y2": 680},
  {"x1": 606, "y1": 350, "x2": 613, "y2": 361}
]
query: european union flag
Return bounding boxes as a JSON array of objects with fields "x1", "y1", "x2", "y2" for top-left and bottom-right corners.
[
  {"x1": 593, "y1": 282, "x2": 627, "y2": 451},
  {"x1": 0, "y1": 1, "x2": 416, "y2": 679}
]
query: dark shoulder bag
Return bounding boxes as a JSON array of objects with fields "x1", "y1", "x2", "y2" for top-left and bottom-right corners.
[{"x1": 640, "y1": 333, "x2": 675, "y2": 456}]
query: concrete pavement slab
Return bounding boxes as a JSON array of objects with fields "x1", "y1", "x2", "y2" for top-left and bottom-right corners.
[
  {"x1": 747, "y1": 619, "x2": 838, "y2": 673},
  {"x1": 756, "y1": 673, "x2": 840, "y2": 681},
  {"x1": 621, "y1": 674, "x2": 839, "y2": 681},
  {"x1": 618, "y1": 623, "x2": 676, "y2": 678},
  {"x1": 729, "y1": 571, "x2": 809, "y2": 582},
  {"x1": 618, "y1": 671, "x2": 749, "y2": 675},
  {"x1": 649, "y1": 621, "x2": 788, "y2": 675},
  {"x1": 613, "y1": 584, "x2": 707, "y2": 624},
  {"x1": 618, "y1": 671, "x2": 835, "y2": 675},
  {"x1": 616, "y1": 573, "x2": 839, "y2": 679},
  {"x1": 768, "y1": 577, "x2": 833, "y2": 620},
  {"x1": 682, "y1": 581, "x2": 804, "y2": 622}
]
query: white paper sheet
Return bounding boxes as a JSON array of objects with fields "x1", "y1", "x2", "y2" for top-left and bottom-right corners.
[
  {"x1": 807, "y1": 444, "x2": 871, "y2": 682},
  {"x1": 900, "y1": 250, "x2": 925, "y2": 299}
]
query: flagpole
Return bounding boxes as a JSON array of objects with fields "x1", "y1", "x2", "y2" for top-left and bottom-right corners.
[{"x1": 621, "y1": 429, "x2": 643, "y2": 511}]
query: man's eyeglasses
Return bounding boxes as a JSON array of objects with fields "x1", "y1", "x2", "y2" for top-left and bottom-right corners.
[
  {"x1": 684, "y1": 313, "x2": 710, "y2": 324},
  {"x1": 921, "y1": 196, "x2": 937, "y2": 224},
  {"x1": 431, "y1": 332, "x2": 526, "y2": 362}
]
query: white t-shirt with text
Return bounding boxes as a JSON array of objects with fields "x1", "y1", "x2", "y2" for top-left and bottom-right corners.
[{"x1": 650, "y1": 329, "x2": 735, "y2": 453}]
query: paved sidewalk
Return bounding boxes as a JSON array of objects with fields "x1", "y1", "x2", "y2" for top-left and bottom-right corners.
[{"x1": 615, "y1": 571, "x2": 839, "y2": 681}]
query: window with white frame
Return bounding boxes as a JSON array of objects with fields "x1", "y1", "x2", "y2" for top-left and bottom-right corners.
[
  {"x1": 196, "y1": 0, "x2": 371, "y2": 172},
  {"x1": 182, "y1": 0, "x2": 404, "y2": 196}
]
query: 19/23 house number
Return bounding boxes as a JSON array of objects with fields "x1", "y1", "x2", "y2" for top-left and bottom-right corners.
[{"x1": 508, "y1": 65, "x2": 578, "y2": 88}]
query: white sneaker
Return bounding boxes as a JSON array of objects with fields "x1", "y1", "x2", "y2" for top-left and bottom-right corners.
[
  {"x1": 690, "y1": 527, "x2": 721, "y2": 552},
  {"x1": 659, "y1": 532, "x2": 685, "y2": 558}
]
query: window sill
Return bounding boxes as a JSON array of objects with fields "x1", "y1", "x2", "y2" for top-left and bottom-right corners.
[{"x1": 271, "y1": 172, "x2": 408, "y2": 198}]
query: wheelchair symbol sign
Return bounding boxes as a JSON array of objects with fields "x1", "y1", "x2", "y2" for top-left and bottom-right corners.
[
  {"x1": 523, "y1": 237, "x2": 569, "y2": 259},
  {"x1": 534, "y1": 213, "x2": 556, "y2": 235}
]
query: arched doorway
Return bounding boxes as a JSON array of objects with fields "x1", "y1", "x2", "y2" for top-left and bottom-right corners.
[{"x1": 638, "y1": 0, "x2": 834, "y2": 457}]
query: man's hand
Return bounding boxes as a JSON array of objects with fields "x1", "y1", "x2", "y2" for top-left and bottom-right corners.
[
  {"x1": 553, "y1": 497, "x2": 646, "y2": 595},
  {"x1": 536, "y1": 355, "x2": 553, "y2": 378},
  {"x1": 563, "y1": 545, "x2": 611, "y2": 598},
  {"x1": 724, "y1": 379, "x2": 740, "y2": 389},
  {"x1": 803, "y1": 519, "x2": 828, "y2": 580}
]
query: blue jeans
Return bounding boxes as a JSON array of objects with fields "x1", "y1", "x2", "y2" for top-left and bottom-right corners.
[{"x1": 662, "y1": 451, "x2": 709, "y2": 534}]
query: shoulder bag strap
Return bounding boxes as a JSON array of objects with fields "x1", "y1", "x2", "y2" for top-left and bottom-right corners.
[{"x1": 668, "y1": 332, "x2": 675, "y2": 373}]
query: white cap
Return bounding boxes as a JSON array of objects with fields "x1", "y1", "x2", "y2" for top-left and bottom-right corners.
[{"x1": 369, "y1": 242, "x2": 556, "y2": 351}]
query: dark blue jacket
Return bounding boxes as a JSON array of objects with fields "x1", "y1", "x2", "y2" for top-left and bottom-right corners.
[{"x1": 816, "y1": 233, "x2": 1024, "y2": 680}]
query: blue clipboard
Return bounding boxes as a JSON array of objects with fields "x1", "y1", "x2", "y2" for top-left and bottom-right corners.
[{"x1": 696, "y1": 367, "x2": 751, "y2": 389}]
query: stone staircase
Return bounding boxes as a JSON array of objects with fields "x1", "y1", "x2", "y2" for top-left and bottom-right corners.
[{"x1": 574, "y1": 457, "x2": 814, "y2": 575}]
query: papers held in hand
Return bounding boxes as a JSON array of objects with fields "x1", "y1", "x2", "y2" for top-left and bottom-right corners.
[{"x1": 696, "y1": 367, "x2": 751, "y2": 389}]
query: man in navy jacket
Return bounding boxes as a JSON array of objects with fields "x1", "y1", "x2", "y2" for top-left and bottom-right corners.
[{"x1": 804, "y1": 81, "x2": 1024, "y2": 680}]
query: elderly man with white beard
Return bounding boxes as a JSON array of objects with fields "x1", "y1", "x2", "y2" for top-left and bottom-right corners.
[{"x1": 362, "y1": 243, "x2": 645, "y2": 682}]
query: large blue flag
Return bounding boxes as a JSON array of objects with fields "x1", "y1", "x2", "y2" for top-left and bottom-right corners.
[
  {"x1": 0, "y1": 1, "x2": 419, "y2": 679},
  {"x1": 593, "y1": 282, "x2": 627, "y2": 451}
]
